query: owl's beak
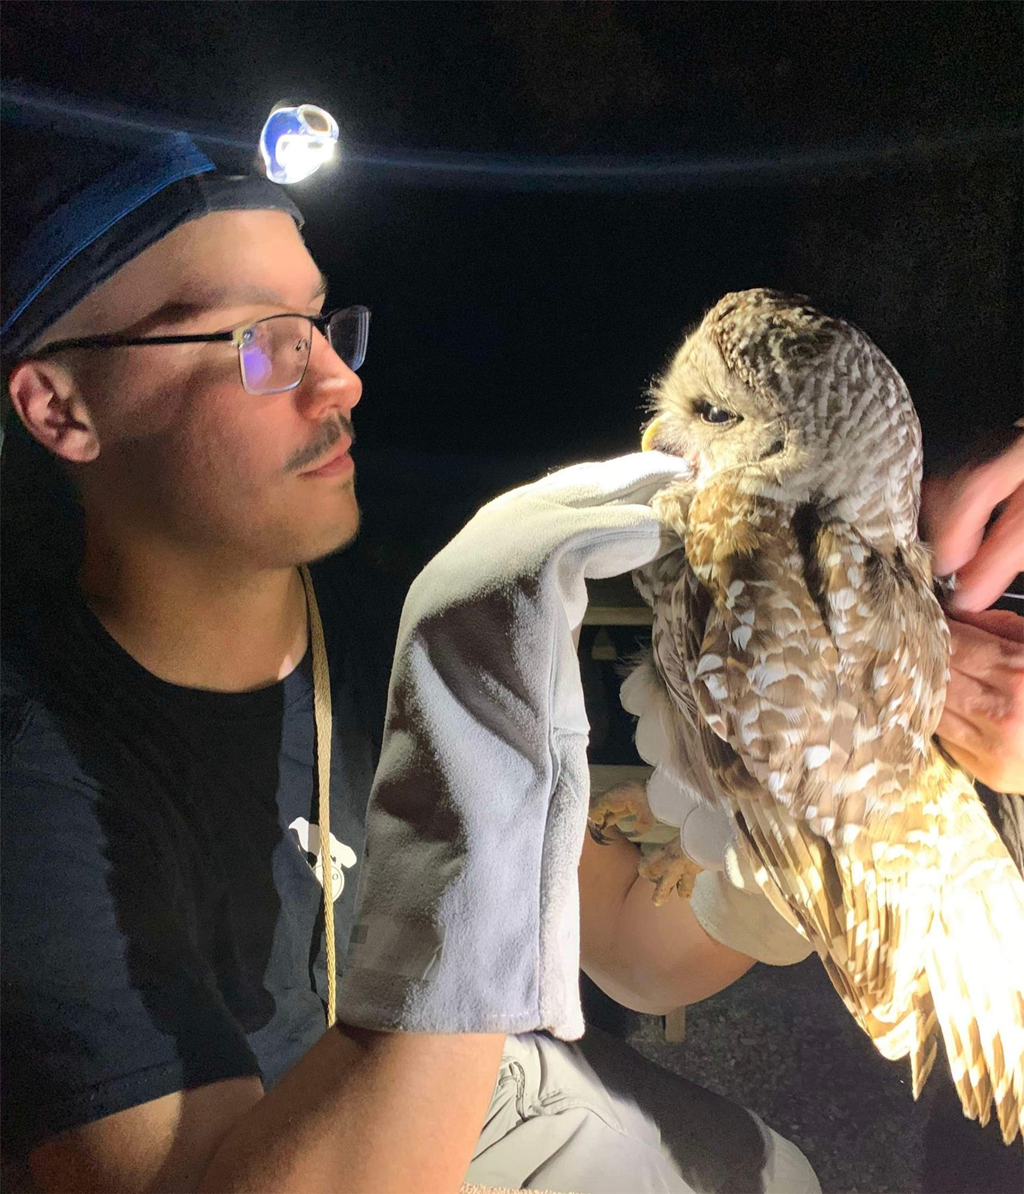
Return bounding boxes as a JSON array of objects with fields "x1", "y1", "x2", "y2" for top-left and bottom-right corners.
[{"x1": 641, "y1": 417, "x2": 663, "y2": 452}]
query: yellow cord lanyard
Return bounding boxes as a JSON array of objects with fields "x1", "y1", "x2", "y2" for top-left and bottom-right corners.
[{"x1": 299, "y1": 564, "x2": 337, "y2": 1028}]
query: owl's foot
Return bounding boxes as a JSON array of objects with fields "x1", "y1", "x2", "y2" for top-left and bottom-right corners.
[
  {"x1": 638, "y1": 840, "x2": 702, "y2": 905},
  {"x1": 588, "y1": 781, "x2": 655, "y2": 844}
]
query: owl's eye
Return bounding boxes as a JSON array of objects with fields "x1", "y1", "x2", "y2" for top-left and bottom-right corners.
[{"x1": 698, "y1": 402, "x2": 739, "y2": 425}]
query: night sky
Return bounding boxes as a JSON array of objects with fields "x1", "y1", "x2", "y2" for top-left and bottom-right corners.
[{"x1": 3, "y1": 1, "x2": 1021, "y2": 562}]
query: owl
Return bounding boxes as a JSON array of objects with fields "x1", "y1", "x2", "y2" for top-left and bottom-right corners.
[{"x1": 610, "y1": 289, "x2": 1024, "y2": 1144}]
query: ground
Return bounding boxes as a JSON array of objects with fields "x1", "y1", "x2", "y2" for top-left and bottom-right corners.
[{"x1": 583, "y1": 960, "x2": 1023, "y2": 1194}]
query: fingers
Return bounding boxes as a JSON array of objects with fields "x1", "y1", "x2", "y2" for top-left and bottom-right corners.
[
  {"x1": 950, "y1": 607, "x2": 1024, "y2": 642},
  {"x1": 941, "y1": 737, "x2": 1024, "y2": 795},
  {"x1": 937, "y1": 700, "x2": 1024, "y2": 793},
  {"x1": 936, "y1": 614, "x2": 1024, "y2": 793},
  {"x1": 946, "y1": 485, "x2": 1024, "y2": 612},
  {"x1": 938, "y1": 669, "x2": 1010, "y2": 753},
  {"x1": 946, "y1": 615, "x2": 1024, "y2": 707},
  {"x1": 921, "y1": 430, "x2": 1024, "y2": 584},
  {"x1": 936, "y1": 704, "x2": 986, "y2": 762},
  {"x1": 921, "y1": 473, "x2": 985, "y2": 576},
  {"x1": 938, "y1": 734, "x2": 987, "y2": 784}
]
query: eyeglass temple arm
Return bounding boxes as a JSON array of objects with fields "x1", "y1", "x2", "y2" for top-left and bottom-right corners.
[{"x1": 30, "y1": 332, "x2": 235, "y2": 357}]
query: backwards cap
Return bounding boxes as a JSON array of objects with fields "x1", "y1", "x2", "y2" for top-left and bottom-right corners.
[{"x1": 1, "y1": 120, "x2": 304, "y2": 360}]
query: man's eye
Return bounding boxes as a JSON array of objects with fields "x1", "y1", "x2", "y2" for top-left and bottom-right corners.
[{"x1": 698, "y1": 402, "x2": 739, "y2": 425}]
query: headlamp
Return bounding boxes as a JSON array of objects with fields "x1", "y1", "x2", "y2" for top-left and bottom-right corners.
[{"x1": 259, "y1": 102, "x2": 339, "y2": 185}]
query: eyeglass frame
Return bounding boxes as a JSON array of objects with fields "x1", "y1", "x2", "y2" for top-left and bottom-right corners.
[{"x1": 20, "y1": 304, "x2": 371, "y2": 395}]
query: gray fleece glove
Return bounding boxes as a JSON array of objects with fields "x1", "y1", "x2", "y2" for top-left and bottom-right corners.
[{"x1": 338, "y1": 453, "x2": 689, "y2": 1038}]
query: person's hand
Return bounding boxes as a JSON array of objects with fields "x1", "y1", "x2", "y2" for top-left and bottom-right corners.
[
  {"x1": 936, "y1": 608, "x2": 1024, "y2": 794},
  {"x1": 337, "y1": 453, "x2": 691, "y2": 1041},
  {"x1": 920, "y1": 427, "x2": 1024, "y2": 613}
]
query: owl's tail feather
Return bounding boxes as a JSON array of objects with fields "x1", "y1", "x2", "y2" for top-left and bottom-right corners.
[
  {"x1": 735, "y1": 797, "x2": 845, "y2": 953},
  {"x1": 847, "y1": 782, "x2": 1024, "y2": 1144},
  {"x1": 907, "y1": 975, "x2": 939, "y2": 1101},
  {"x1": 922, "y1": 784, "x2": 1024, "y2": 1146},
  {"x1": 742, "y1": 804, "x2": 946, "y2": 1104},
  {"x1": 823, "y1": 866, "x2": 940, "y2": 1097},
  {"x1": 738, "y1": 778, "x2": 1024, "y2": 1144}
]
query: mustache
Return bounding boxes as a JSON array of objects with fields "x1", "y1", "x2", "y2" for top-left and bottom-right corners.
[{"x1": 286, "y1": 416, "x2": 356, "y2": 473}]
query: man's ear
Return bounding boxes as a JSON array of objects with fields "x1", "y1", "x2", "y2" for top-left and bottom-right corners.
[{"x1": 6, "y1": 360, "x2": 100, "y2": 463}]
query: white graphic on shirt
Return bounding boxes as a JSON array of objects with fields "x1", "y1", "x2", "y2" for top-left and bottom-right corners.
[{"x1": 288, "y1": 817, "x2": 357, "y2": 902}]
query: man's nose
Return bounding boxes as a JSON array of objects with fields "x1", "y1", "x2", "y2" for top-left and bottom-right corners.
[{"x1": 297, "y1": 328, "x2": 362, "y2": 419}]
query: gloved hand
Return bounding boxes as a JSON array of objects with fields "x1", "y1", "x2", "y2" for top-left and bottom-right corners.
[{"x1": 338, "y1": 453, "x2": 691, "y2": 1039}]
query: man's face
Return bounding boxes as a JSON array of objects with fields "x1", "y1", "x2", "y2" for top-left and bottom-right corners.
[{"x1": 35, "y1": 209, "x2": 362, "y2": 570}]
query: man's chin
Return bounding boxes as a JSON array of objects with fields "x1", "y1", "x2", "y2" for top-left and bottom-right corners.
[{"x1": 304, "y1": 502, "x2": 362, "y2": 566}]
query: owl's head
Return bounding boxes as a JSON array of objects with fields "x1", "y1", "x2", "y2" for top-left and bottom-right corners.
[{"x1": 643, "y1": 289, "x2": 923, "y2": 544}]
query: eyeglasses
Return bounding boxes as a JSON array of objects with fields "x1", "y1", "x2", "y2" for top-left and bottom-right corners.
[{"x1": 27, "y1": 305, "x2": 371, "y2": 396}]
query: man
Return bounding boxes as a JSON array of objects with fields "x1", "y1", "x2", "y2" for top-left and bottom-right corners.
[
  {"x1": 0, "y1": 121, "x2": 815, "y2": 1194},
  {"x1": 1, "y1": 122, "x2": 1019, "y2": 1193}
]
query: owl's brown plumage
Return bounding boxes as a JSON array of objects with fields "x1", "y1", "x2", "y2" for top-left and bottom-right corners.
[{"x1": 633, "y1": 289, "x2": 1024, "y2": 1143}]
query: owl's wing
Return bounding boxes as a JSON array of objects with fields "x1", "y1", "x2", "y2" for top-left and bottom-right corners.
[
  {"x1": 676, "y1": 493, "x2": 1024, "y2": 1143},
  {"x1": 675, "y1": 487, "x2": 947, "y2": 833},
  {"x1": 645, "y1": 560, "x2": 809, "y2": 939},
  {"x1": 672, "y1": 490, "x2": 846, "y2": 828},
  {"x1": 631, "y1": 554, "x2": 743, "y2": 852},
  {"x1": 654, "y1": 486, "x2": 944, "y2": 1026}
]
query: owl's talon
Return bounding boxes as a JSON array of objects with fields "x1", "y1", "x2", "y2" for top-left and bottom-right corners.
[
  {"x1": 587, "y1": 821, "x2": 612, "y2": 846},
  {"x1": 638, "y1": 840, "x2": 702, "y2": 905},
  {"x1": 588, "y1": 781, "x2": 655, "y2": 842}
]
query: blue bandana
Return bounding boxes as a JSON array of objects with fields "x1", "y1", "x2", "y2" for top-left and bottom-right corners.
[{"x1": 1, "y1": 125, "x2": 303, "y2": 360}]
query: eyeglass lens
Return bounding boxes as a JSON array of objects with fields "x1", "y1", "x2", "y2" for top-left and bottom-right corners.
[
  {"x1": 239, "y1": 308, "x2": 369, "y2": 395},
  {"x1": 327, "y1": 307, "x2": 369, "y2": 373}
]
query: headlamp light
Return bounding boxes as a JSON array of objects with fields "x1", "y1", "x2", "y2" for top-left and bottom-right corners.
[{"x1": 259, "y1": 102, "x2": 339, "y2": 185}]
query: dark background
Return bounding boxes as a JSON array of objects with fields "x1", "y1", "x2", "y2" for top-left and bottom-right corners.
[{"x1": 3, "y1": 1, "x2": 1021, "y2": 570}]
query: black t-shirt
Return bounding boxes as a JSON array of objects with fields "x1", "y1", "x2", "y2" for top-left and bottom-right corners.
[{"x1": 0, "y1": 553, "x2": 395, "y2": 1158}]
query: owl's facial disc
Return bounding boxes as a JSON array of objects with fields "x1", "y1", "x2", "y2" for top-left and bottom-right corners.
[{"x1": 643, "y1": 330, "x2": 785, "y2": 484}]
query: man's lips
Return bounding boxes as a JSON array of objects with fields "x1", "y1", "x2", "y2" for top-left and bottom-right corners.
[{"x1": 300, "y1": 440, "x2": 354, "y2": 478}]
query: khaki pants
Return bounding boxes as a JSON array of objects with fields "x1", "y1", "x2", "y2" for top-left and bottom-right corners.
[{"x1": 466, "y1": 1028, "x2": 820, "y2": 1194}]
